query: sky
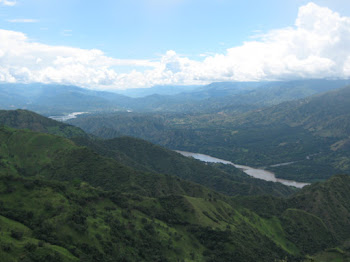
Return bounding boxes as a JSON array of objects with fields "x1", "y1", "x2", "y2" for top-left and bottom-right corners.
[{"x1": 0, "y1": 0, "x2": 350, "y2": 90}]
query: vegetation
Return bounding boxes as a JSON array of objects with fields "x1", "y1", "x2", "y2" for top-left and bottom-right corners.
[
  {"x1": 72, "y1": 136, "x2": 296, "y2": 197},
  {"x1": 0, "y1": 109, "x2": 296, "y2": 197},
  {"x1": 1, "y1": 81, "x2": 350, "y2": 261},
  {"x1": 0, "y1": 110, "x2": 87, "y2": 138},
  {"x1": 69, "y1": 86, "x2": 350, "y2": 182},
  {"x1": 1, "y1": 126, "x2": 350, "y2": 261}
]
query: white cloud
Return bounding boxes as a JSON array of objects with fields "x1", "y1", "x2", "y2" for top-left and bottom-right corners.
[
  {"x1": 0, "y1": 0, "x2": 16, "y2": 6},
  {"x1": 0, "y1": 2, "x2": 350, "y2": 89},
  {"x1": 7, "y1": 19, "x2": 39, "y2": 23},
  {"x1": 0, "y1": 29, "x2": 159, "y2": 89}
]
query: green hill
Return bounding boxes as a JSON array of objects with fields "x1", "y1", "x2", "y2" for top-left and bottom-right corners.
[
  {"x1": 0, "y1": 174, "x2": 295, "y2": 262},
  {"x1": 0, "y1": 109, "x2": 87, "y2": 138},
  {"x1": 290, "y1": 175, "x2": 350, "y2": 242},
  {"x1": 0, "y1": 126, "x2": 218, "y2": 198}
]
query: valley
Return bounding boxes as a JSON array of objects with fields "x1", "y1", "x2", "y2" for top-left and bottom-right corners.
[
  {"x1": 176, "y1": 150, "x2": 309, "y2": 188},
  {"x1": 2, "y1": 1, "x2": 350, "y2": 261},
  {"x1": 0, "y1": 79, "x2": 350, "y2": 261}
]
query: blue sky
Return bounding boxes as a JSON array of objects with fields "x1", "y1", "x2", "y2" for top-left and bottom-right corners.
[{"x1": 0, "y1": 0, "x2": 350, "y2": 89}]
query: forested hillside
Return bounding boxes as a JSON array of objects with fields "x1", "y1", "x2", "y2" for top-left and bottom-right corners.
[
  {"x1": 1, "y1": 122, "x2": 350, "y2": 261},
  {"x1": 69, "y1": 86, "x2": 350, "y2": 183},
  {"x1": 0, "y1": 109, "x2": 295, "y2": 197}
]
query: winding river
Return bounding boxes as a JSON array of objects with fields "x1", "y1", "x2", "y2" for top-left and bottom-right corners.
[{"x1": 176, "y1": 150, "x2": 309, "y2": 188}]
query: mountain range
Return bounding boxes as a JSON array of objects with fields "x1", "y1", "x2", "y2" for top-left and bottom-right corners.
[
  {"x1": 1, "y1": 79, "x2": 350, "y2": 116},
  {"x1": 1, "y1": 78, "x2": 350, "y2": 261}
]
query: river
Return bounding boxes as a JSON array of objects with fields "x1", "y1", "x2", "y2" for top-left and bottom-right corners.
[
  {"x1": 49, "y1": 112, "x2": 88, "y2": 122},
  {"x1": 176, "y1": 151, "x2": 309, "y2": 188}
]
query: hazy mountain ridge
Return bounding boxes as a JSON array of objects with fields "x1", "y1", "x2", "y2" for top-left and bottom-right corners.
[
  {"x1": 125, "y1": 79, "x2": 350, "y2": 113},
  {"x1": 1, "y1": 79, "x2": 349, "y2": 115},
  {"x1": 0, "y1": 84, "x2": 131, "y2": 115}
]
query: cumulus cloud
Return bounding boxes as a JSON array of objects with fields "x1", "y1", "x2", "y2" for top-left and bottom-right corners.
[
  {"x1": 0, "y1": 2, "x2": 350, "y2": 89},
  {"x1": 0, "y1": 29, "x2": 159, "y2": 89},
  {"x1": 0, "y1": 0, "x2": 16, "y2": 6}
]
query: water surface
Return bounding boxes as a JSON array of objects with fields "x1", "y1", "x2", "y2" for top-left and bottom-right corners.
[
  {"x1": 49, "y1": 112, "x2": 87, "y2": 122},
  {"x1": 176, "y1": 150, "x2": 309, "y2": 188}
]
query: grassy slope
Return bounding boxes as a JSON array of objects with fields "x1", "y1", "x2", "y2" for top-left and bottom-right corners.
[
  {"x1": 0, "y1": 175, "x2": 296, "y2": 262},
  {"x1": 3, "y1": 172, "x2": 343, "y2": 261}
]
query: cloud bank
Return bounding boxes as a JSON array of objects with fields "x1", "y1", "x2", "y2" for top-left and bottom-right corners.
[{"x1": 0, "y1": 2, "x2": 350, "y2": 89}]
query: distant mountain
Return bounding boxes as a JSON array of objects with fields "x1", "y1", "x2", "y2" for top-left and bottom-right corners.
[
  {"x1": 0, "y1": 83, "x2": 132, "y2": 115},
  {"x1": 235, "y1": 85, "x2": 350, "y2": 138},
  {"x1": 1, "y1": 79, "x2": 349, "y2": 116},
  {"x1": 114, "y1": 84, "x2": 200, "y2": 98},
  {"x1": 122, "y1": 79, "x2": 350, "y2": 113}
]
